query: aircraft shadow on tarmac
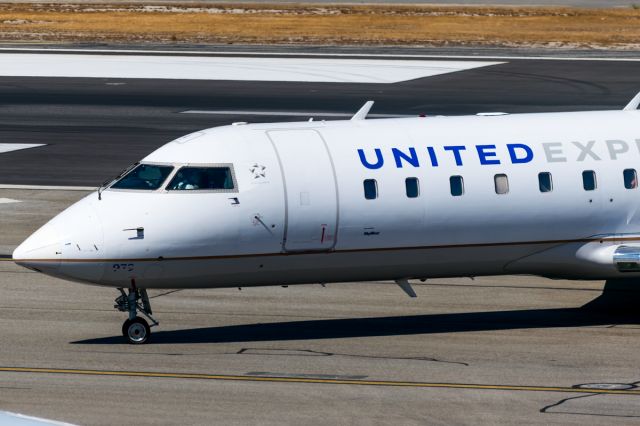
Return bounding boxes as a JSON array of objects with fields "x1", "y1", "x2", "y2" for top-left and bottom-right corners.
[{"x1": 73, "y1": 304, "x2": 640, "y2": 345}]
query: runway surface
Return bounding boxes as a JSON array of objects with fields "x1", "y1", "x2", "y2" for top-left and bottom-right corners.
[
  {"x1": 1, "y1": 48, "x2": 640, "y2": 424},
  {"x1": 1, "y1": 189, "x2": 640, "y2": 425}
]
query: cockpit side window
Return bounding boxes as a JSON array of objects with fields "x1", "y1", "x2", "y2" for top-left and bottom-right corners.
[
  {"x1": 166, "y1": 167, "x2": 236, "y2": 191},
  {"x1": 110, "y1": 164, "x2": 174, "y2": 190}
]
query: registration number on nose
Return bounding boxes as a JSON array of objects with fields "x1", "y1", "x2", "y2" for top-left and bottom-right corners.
[{"x1": 112, "y1": 263, "x2": 135, "y2": 272}]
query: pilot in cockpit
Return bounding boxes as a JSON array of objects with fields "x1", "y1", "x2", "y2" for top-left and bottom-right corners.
[
  {"x1": 167, "y1": 167, "x2": 232, "y2": 191},
  {"x1": 170, "y1": 170, "x2": 199, "y2": 190},
  {"x1": 111, "y1": 163, "x2": 234, "y2": 191}
]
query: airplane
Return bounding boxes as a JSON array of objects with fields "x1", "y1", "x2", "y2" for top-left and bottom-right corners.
[{"x1": 12, "y1": 95, "x2": 640, "y2": 344}]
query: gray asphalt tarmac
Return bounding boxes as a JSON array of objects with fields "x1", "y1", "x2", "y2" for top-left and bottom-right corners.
[
  {"x1": 1, "y1": 50, "x2": 640, "y2": 186},
  {"x1": 1, "y1": 189, "x2": 640, "y2": 425},
  {"x1": 1, "y1": 48, "x2": 640, "y2": 425}
]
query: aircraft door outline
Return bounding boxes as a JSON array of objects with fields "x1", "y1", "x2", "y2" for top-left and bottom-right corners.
[{"x1": 267, "y1": 129, "x2": 339, "y2": 252}]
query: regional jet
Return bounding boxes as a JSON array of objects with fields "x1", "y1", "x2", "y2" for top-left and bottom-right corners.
[{"x1": 13, "y1": 97, "x2": 640, "y2": 344}]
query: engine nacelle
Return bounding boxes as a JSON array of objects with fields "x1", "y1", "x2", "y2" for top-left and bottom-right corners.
[{"x1": 613, "y1": 245, "x2": 640, "y2": 272}]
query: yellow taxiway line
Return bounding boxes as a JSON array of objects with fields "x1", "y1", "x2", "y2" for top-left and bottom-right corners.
[{"x1": 1, "y1": 366, "x2": 639, "y2": 395}]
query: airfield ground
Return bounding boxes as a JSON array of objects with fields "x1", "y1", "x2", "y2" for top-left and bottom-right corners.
[
  {"x1": 1, "y1": 188, "x2": 640, "y2": 425},
  {"x1": 0, "y1": 27, "x2": 640, "y2": 424},
  {"x1": 0, "y1": 4, "x2": 640, "y2": 48}
]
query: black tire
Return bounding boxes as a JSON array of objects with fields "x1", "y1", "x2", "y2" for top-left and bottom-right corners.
[
  {"x1": 122, "y1": 319, "x2": 132, "y2": 337},
  {"x1": 124, "y1": 317, "x2": 151, "y2": 344}
]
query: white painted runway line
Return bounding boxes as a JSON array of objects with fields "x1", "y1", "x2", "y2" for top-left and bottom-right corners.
[
  {"x1": 0, "y1": 54, "x2": 502, "y2": 83},
  {"x1": 0, "y1": 143, "x2": 45, "y2": 154},
  {"x1": 0, "y1": 198, "x2": 21, "y2": 204},
  {"x1": 0, "y1": 411, "x2": 76, "y2": 426},
  {"x1": 181, "y1": 110, "x2": 412, "y2": 117}
]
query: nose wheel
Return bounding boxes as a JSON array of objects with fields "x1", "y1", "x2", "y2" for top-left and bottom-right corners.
[
  {"x1": 115, "y1": 287, "x2": 158, "y2": 344},
  {"x1": 122, "y1": 317, "x2": 151, "y2": 344}
]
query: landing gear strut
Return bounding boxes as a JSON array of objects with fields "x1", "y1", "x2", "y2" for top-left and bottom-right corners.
[{"x1": 114, "y1": 287, "x2": 159, "y2": 344}]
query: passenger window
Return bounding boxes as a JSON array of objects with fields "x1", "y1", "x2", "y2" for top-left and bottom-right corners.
[
  {"x1": 538, "y1": 172, "x2": 553, "y2": 193},
  {"x1": 167, "y1": 167, "x2": 235, "y2": 191},
  {"x1": 494, "y1": 174, "x2": 509, "y2": 194},
  {"x1": 624, "y1": 169, "x2": 637, "y2": 189},
  {"x1": 450, "y1": 176, "x2": 464, "y2": 196},
  {"x1": 363, "y1": 179, "x2": 378, "y2": 200},
  {"x1": 582, "y1": 170, "x2": 597, "y2": 191},
  {"x1": 405, "y1": 177, "x2": 419, "y2": 198},
  {"x1": 110, "y1": 164, "x2": 173, "y2": 190}
]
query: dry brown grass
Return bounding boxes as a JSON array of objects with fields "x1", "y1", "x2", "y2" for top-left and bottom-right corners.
[{"x1": 0, "y1": 3, "x2": 639, "y2": 47}]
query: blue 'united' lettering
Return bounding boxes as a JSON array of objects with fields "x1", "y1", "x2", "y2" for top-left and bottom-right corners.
[
  {"x1": 476, "y1": 145, "x2": 500, "y2": 165},
  {"x1": 507, "y1": 144, "x2": 533, "y2": 164},
  {"x1": 357, "y1": 144, "x2": 536, "y2": 169},
  {"x1": 358, "y1": 148, "x2": 384, "y2": 169},
  {"x1": 443, "y1": 146, "x2": 466, "y2": 166},
  {"x1": 392, "y1": 147, "x2": 420, "y2": 168}
]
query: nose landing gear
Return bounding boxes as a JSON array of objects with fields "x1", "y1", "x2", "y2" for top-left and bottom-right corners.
[{"x1": 115, "y1": 287, "x2": 159, "y2": 344}]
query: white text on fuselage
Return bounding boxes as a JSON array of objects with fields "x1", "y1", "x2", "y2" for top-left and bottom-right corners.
[{"x1": 357, "y1": 140, "x2": 640, "y2": 169}]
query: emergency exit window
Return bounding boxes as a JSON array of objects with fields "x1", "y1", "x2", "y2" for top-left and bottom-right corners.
[{"x1": 363, "y1": 179, "x2": 378, "y2": 200}]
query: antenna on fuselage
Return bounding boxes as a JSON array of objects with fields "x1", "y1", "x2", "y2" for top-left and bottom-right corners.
[
  {"x1": 351, "y1": 100, "x2": 374, "y2": 121},
  {"x1": 395, "y1": 279, "x2": 417, "y2": 298},
  {"x1": 623, "y1": 91, "x2": 640, "y2": 110}
]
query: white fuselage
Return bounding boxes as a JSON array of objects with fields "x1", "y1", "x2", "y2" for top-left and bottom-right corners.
[{"x1": 13, "y1": 110, "x2": 640, "y2": 288}]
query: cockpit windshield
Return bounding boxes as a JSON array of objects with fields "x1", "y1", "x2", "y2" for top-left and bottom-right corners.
[
  {"x1": 110, "y1": 164, "x2": 174, "y2": 190},
  {"x1": 166, "y1": 167, "x2": 235, "y2": 191}
]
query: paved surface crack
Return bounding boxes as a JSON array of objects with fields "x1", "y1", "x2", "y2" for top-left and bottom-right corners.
[
  {"x1": 235, "y1": 347, "x2": 468, "y2": 366},
  {"x1": 540, "y1": 379, "x2": 640, "y2": 418}
]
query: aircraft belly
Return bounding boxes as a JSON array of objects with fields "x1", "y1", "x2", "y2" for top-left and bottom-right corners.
[{"x1": 89, "y1": 244, "x2": 561, "y2": 289}]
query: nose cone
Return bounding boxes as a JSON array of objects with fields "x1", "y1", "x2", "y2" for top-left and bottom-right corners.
[
  {"x1": 13, "y1": 223, "x2": 61, "y2": 272},
  {"x1": 13, "y1": 196, "x2": 105, "y2": 282}
]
